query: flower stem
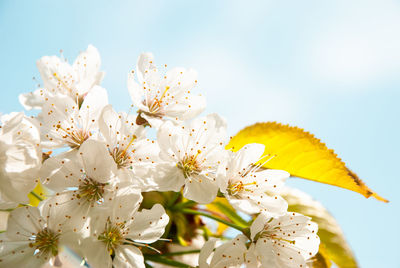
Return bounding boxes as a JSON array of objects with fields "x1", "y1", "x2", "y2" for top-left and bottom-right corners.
[
  {"x1": 167, "y1": 191, "x2": 181, "y2": 207},
  {"x1": 170, "y1": 200, "x2": 196, "y2": 211},
  {"x1": 144, "y1": 255, "x2": 193, "y2": 268},
  {"x1": 160, "y1": 249, "x2": 200, "y2": 256},
  {"x1": 181, "y1": 208, "x2": 246, "y2": 232}
]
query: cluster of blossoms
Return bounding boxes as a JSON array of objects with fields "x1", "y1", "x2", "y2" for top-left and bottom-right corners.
[{"x1": 0, "y1": 45, "x2": 320, "y2": 268}]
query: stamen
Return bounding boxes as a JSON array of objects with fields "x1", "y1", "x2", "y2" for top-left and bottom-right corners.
[
  {"x1": 52, "y1": 72, "x2": 73, "y2": 94},
  {"x1": 159, "y1": 86, "x2": 170, "y2": 102},
  {"x1": 56, "y1": 124, "x2": 90, "y2": 148},
  {"x1": 98, "y1": 218, "x2": 124, "y2": 255},
  {"x1": 227, "y1": 181, "x2": 257, "y2": 196},
  {"x1": 29, "y1": 228, "x2": 60, "y2": 258},
  {"x1": 177, "y1": 151, "x2": 202, "y2": 178},
  {"x1": 77, "y1": 177, "x2": 106, "y2": 204},
  {"x1": 120, "y1": 135, "x2": 137, "y2": 157},
  {"x1": 110, "y1": 135, "x2": 137, "y2": 168}
]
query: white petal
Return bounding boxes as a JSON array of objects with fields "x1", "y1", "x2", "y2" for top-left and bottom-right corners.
[
  {"x1": 73, "y1": 45, "x2": 103, "y2": 95},
  {"x1": 245, "y1": 243, "x2": 259, "y2": 268},
  {"x1": 18, "y1": 88, "x2": 46, "y2": 110},
  {"x1": 91, "y1": 187, "x2": 142, "y2": 229},
  {"x1": 149, "y1": 162, "x2": 185, "y2": 192},
  {"x1": 250, "y1": 213, "x2": 269, "y2": 240},
  {"x1": 183, "y1": 177, "x2": 219, "y2": 204},
  {"x1": 0, "y1": 112, "x2": 41, "y2": 207},
  {"x1": 254, "y1": 239, "x2": 281, "y2": 267},
  {"x1": 136, "y1": 52, "x2": 156, "y2": 82},
  {"x1": 127, "y1": 72, "x2": 146, "y2": 109},
  {"x1": 98, "y1": 105, "x2": 118, "y2": 145},
  {"x1": 82, "y1": 238, "x2": 112, "y2": 268},
  {"x1": 231, "y1": 143, "x2": 265, "y2": 172},
  {"x1": 114, "y1": 245, "x2": 145, "y2": 268},
  {"x1": 228, "y1": 198, "x2": 261, "y2": 215},
  {"x1": 210, "y1": 235, "x2": 247, "y2": 268},
  {"x1": 79, "y1": 140, "x2": 117, "y2": 183},
  {"x1": 199, "y1": 238, "x2": 218, "y2": 268},
  {"x1": 40, "y1": 153, "x2": 83, "y2": 191},
  {"x1": 255, "y1": 169, "x2": 289, "y2": 192},
  {"x1": 37, "y1": 55, "x2": 77, "y2": 96},
  {"x1": 127, "y1": 204, "x2": 169, "y2": 243},
  {"x1": 0, "y1": 243, "x2": 44, "y2": 267},
  {"x1": 78, "y1": 85, "x2": 109, "y2": 128},
  {"x1": 178, "y1": 94, "x2": 206, "y2": 120},
  {"x1": 6, "y1": 206, "x2": 42, "y2": 238}
]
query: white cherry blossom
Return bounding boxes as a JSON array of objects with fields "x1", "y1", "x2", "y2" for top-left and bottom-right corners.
[
  {"x1": 0, "y1": 112, "x2": 41, "y2": 209},
  {"x1": 0, "y1": 205, "x2": 81, "y2": 267},
  {"x1": 19, "y1": 45, "x2": 104, "y2": 110},
  {"x1": 82, "y1": 189, "x2": 169, "y2": 268},
  {"x1": 199, "y1": 212, "x2": 319, "y2": 268},
  {"x1": 154, "y1": 114, "x2": 227, "y2": 204},
  {"x1": 127, "y1": 52, "x2": 206, "y2": 128},
  {"x1": 98, "y1": 105, "x2": 160, "y2": 190},
  {"x1": 38, "y1": 85, "x2": 108, "y2": 149},
  {"x1": 218, "y1": 143, "x2": 289, "y2": 216},
  {"x1": 39, "y1": 140, "x2": 122, "y2": 233},
  {"x1": 199, "y1": 235, "x2": 248, "y2": 268},
  {"x1": 247, "y1": 212, "x2": 320, "y2": 268}
]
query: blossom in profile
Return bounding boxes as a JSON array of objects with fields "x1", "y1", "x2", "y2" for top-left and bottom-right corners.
[
  {"x1": 0, "y1": 112, "x2": 41, "y2": 209},
  {"x1": 247, "y1": 212, "x2": 320, "y2": 267},
  {"x1": 38, "y1": 86, "x2": 108, "y2": 149},
  {"x1": 199, "y1": 212, "x2": 319, "y2": 268},
  {"x1": 19, "y1": 45, "x2": 104, "y2": 110},
  {"x1": 218, "y1": 143, "x2": 289, "y2": 216},
  {"x1": 127, "y1": 52, "x2": 206, "y2": 128},
  {"x1": 199, "y1": 235, "x2": 248, "y2": 268}
]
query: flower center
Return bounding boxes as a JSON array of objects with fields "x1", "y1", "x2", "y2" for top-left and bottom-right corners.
[
  {"x1": 30, "y1": 228, "x2": 60, "y2": 258},
  {"x1": 177, "y1": 151, "x2": 202, "y2": 178},
  {"x1": 227, "y1": 180, "x2": 257, "y2": 196},
  {"x1": 98, "y1": 219, "x2": 125, "y2": 255},
  {"x1": 77, "y1": 177, "x2": 106, "y2": 204},
  {"x1": 56, "y1": 124, "x2": 90, "y2": 148},
  {"x1": 141, "y1": 98, "x2": 166, "y2": 118},
  {"x1": 110, "y1": 135, "x2": 137, "y2": 169},
  {"x1": 258, "y1": 227, "x2": 296, "y2": 245}
]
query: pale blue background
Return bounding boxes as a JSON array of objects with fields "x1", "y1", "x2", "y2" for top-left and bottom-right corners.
[{"x1": 0, "y1": 1, "x2": 399, "y2": 267}]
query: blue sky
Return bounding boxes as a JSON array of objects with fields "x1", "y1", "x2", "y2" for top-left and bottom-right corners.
[{"x1": 1, "y1": 0, "x2": 399, "y2": 267}]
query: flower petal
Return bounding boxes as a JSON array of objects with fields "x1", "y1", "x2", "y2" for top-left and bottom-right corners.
[
  {"x1": 114, "y1": 245, "x2": 145, "y2": 268},
  {"x1": 126, "y1": 204, "x2": 169, "y2": 244}
]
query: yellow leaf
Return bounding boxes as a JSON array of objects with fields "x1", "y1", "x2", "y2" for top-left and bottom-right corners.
[
  {"x1": 28, "y1": 182, "x2": 47, "y2": 207},
  {"x1": 206, "y1": 197, "x2": 248, "y2": 235},
  {"x1": 310, "y1": 244, "x2": 332, "y2": 268},
  {"x1": 282, "y1": 187, "x2": 358, "y2": 268},
  {"x1": 226, "y1": 122, "x2": 387, "y2": 202}
]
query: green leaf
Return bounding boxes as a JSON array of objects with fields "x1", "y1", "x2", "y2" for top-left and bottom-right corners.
[
  {"x1": 207, "y1": 197, "x2": 248, "y2": 227},
  {"x1": 281, "y1": 188, "x2": 358, "y2": 268},
  {"x1": 174, "y1": 212, "x2": 190, "y2": 246}
]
